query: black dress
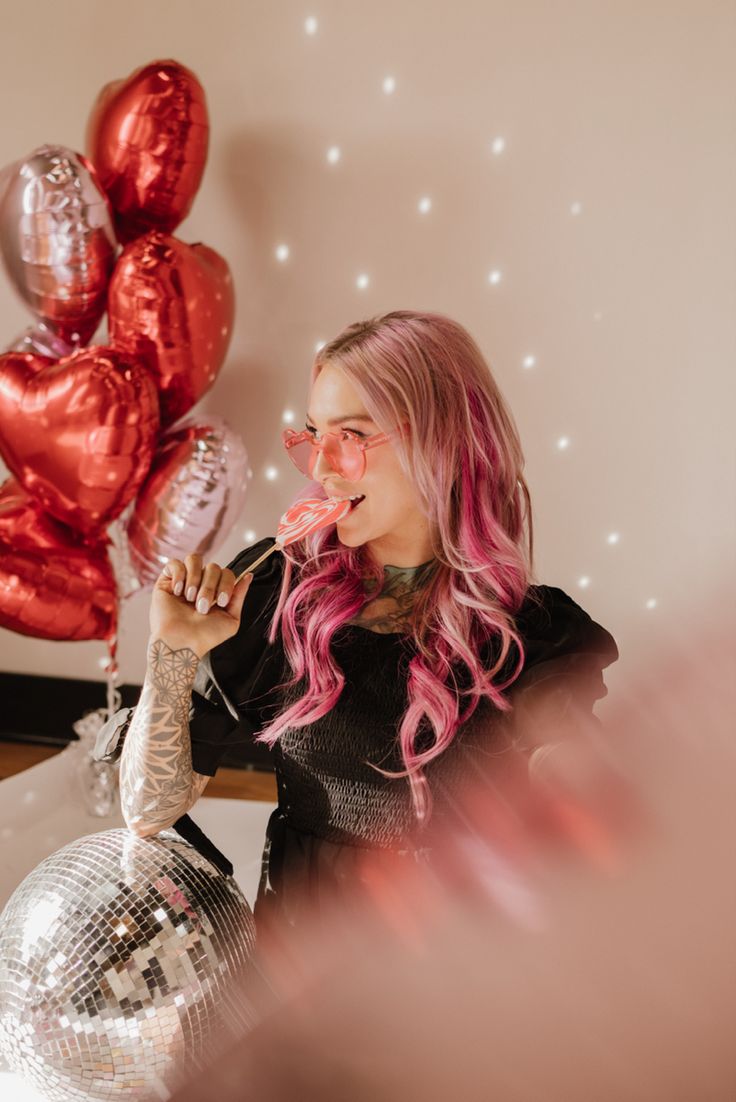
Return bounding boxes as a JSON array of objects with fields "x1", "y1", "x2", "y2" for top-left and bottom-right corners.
[{"x1": 186, "y1": 539, "x2": 620, "y2": 932}]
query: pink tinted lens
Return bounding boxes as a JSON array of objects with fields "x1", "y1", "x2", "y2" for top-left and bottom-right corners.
[{"x1": 288, "y1": 435, "x2": 364, "y2": 480}]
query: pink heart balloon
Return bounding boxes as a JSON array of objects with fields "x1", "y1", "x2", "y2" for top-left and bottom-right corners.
[
  {"x1": 0, "y1": 347, "x2": 160, "y2": 536},
  {"x1": 0, "y1": 478, "x2": 117, "y2": 641},
  {"x1": 124, "y1": 412, "x2": 251, "y2": 589}
]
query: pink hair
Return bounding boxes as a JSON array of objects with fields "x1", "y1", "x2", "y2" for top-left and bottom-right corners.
[{"x1": 255, "y1": 310, "x2": 544, "y2": 823}]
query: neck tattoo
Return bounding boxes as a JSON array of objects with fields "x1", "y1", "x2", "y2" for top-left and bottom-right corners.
[
  {"x1": 362, "y1": 558, "x2": 436, "y2": 607},
  {"x1": 381, "y1": 559, "x2": 435, "y2": 587}
]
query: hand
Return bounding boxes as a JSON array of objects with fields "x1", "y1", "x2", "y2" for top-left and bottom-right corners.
[{"x1": 149, "y1": 552, "x2": 254, "y2": 659}]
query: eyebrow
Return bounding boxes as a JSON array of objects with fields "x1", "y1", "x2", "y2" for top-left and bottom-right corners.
[{"x1": 305, "y1": 412, "x2": 376, "y2": 426}]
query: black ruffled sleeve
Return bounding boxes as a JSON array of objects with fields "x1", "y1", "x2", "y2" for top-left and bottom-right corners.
[
  {"x1": 503, "y1": 584, "x2": 620, "y2": 754},
  {"x1": 188, "y1": 537, "x2": 288, "y2": 776}
]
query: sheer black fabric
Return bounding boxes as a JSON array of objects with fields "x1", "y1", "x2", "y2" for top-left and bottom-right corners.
[{"x1": 187, "y1": 538, "x2": 289, "y2": 776}]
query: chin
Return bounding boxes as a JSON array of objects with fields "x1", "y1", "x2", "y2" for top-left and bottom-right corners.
[
  {"x1": 337, "y1": 531, "x2": 367, "y2": 547},
  {"x1": 335, "y1": 504, "x2": 369, "y2": 539}
]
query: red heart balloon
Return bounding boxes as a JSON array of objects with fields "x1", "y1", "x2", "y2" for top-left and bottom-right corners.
[
  {"x1": 0, "y1": 478, "x2": 116, "y2": 641},
  {"x1": 108, "y1": 231, "x2": 234, "y2": 427},
  {"x1": 0, "y1": 347, "x2": 160, "y2": 536},
  {"x1": 85, "y1": 59, "x2": 209, "y2": 244}
]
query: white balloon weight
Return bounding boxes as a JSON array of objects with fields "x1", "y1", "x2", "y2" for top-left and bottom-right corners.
[{"x1": 0, "y1": 828, "x2": 257, "y2": 1101}]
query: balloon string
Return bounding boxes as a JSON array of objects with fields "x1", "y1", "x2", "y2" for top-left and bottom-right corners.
[
  {"x1": 105, "y1": 634, "x2": 121, "y2": 719},
  {"x1": 104, "y1": 526, "x2": 125, "y2": 719}
]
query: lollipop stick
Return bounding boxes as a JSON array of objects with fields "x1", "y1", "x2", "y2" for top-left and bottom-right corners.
[{"x1": 233, "y1": 539, "x2": 281, "y2": 583}]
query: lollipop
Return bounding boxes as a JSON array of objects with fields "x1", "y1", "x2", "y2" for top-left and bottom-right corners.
[{"x1": 234, "y1": 496, "x2": 354, "y2": 582}]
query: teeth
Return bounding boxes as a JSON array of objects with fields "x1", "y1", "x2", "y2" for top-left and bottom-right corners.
[{"x1": 331, "y1": 494, "x2": 364, "y2": 502}]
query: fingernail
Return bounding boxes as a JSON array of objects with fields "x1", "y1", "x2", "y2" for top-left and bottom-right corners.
[
  {"x1": 174, "y1": 581, "x2": 183, "y2": 596},
  {"x1": 196, "y1": 597, "x2": 209, "y2": 614},
  {"x1": 186, "y1": 586, "x2": 197, "y2": 602},
  {"x1": 217, "y1": 591, "x2": 229, "y2": 607}
]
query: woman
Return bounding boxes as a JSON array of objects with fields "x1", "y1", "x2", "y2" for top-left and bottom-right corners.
[{"x1": 102, "y1": 310, "x2": 618, "y2": 934}]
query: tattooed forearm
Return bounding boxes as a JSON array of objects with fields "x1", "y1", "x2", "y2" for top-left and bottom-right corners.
[{"x1": 120, "y1": 637, "x2": 205, "y2": 837}]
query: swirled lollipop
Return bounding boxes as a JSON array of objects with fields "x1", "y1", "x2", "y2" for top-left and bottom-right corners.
[{"x1": 234, "y1": 496, "x2": 355, "y2": 582}]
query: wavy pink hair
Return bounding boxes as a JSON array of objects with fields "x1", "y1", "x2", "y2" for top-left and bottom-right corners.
[{"x1": 255, "y1": 310, "x2": 544, "y2": 822}]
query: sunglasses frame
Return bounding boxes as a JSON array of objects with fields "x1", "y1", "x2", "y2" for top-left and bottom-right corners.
[{"x1": 282, "y1": 422, "x2": 409, "y2": 481}]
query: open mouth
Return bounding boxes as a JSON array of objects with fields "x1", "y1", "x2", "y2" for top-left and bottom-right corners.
[{"x1": 328, "y1": 494, "x2": 366, "y2": 514}]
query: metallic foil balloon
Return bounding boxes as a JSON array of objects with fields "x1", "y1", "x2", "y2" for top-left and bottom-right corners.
[
  {"x1": 0, "y1": 478, "x2": 116, "y2": 641},
  {"x1": 108, "y1": 231, "x2": 234, "y2": 427},
  {"x1": 124, "y1": 413, "x2": 251, "y2": 590},
  {"x1": 86, "y1": 59, "x2": 209, "y2": 244},
  {"x1": 0, "y1": 145, "x2": 117, "y2": 346},
  {"x1": 0, "y1": 828, "x2": 257, "y2": 1101},
  {"x1": 0, "y1": 346, "x2": 160, "y2": 536}
]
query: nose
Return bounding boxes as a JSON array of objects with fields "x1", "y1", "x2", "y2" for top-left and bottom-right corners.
[{"x1": 311, "y1": 440, "x2": 340, "y2": 481}]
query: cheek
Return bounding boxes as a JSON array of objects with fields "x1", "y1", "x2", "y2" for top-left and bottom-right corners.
[
  {"x1": 363, "y1": 459, "x2": 416, "y2": 507},
  {"x1": 363, "y1": 488, "x2": 415, "y2": 526},
  {"x1": 367, "y1": 452, "x2": 405, "y2": 490}
]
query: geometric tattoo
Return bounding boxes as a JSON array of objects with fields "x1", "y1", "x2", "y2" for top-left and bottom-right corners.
[{"x1": 119, "y1": 638, "x2": 210, "y2": 837}]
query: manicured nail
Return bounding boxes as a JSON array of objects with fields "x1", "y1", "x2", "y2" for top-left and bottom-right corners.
[
  {"x1": 186, "y1": 586, "x2": 197, "y2": 602},
  {"x1": 217, "y1": 591, "x2": 229, "y2": 607},
  {"x1": 196, "y1": 597, "x2": 209, "y2": 614},
  {"x1": 174, "y1": 580, "x2": 183, "y2": 596}
]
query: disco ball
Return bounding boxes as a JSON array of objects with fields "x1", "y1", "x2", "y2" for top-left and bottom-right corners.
[{"x1": 0, "y1": 828, "x2": 257, "y2": 1101}]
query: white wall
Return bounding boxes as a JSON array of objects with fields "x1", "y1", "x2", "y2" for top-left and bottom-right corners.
[{"x1": 0, "y1": 0, "x2": 732, "y2": 703}]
